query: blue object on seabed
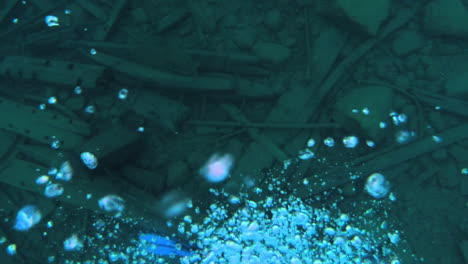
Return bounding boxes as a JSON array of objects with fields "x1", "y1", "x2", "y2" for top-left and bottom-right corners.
[{"x1": 138, "y1": 233, "x2": 193, "y2": 257}]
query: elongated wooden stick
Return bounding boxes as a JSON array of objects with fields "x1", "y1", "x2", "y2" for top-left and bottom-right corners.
[{"x1": 186, "y1": 120, "x2": 340, "y2": 129}]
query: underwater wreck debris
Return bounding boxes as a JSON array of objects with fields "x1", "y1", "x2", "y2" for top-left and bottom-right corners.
[
  {"x1": 213, "y1": 5, "x2": 422, "y2": 199},
  {"x1": 126, "y1": 89, "x2": 190, "y2": 132},
  {"x1": 411, "y1": 88, "x2": 468, "y2": 119},
  {"x1": 77, "y1": 124, "x2": 140, "y2": 168},
  {"x1": 185, "y1": 120, "x2": 340, "y2": 129},
  {"x1": 86, "y1": 51, "x2": 275, "y2": 97},
  {"x1": 92, "y1": 0, "x2": 127, "y2": 41},
  {"x1": 154, "y1": 8, "x2": 191, "y2": 34},
  {"x1": 0, "y1": 1, "x2": 17, "y2": 23},
  {"x1": 76, "y1": 0, "x2": 108, "y2": 20},
  {"x1": 73, "y1": 0, "x2": 127, "y2": 40},
  {"x1": 0, "y1": 97, "x2": 90, "y2": 150},
  {"x1": 0, "y1": 1, "x2": 458, "y2": 262},
  {"x1": 221, "y1": 103, "x2": 288, "y2": 163},
  {"x1": 302, "y1": 7, "x2": 420, "y2": 125},
  {"x1": 0, "y1": 56, "x2": 106, "y2": 89},
  {"x1": 279, "y1": 5, "x2": 430, "y2": 195},
  {"x1": 87, "y1": 50, "x2": 233, "y2": 92}
]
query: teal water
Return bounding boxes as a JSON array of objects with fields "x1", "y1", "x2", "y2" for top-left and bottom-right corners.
[{"x1": 0, "y1": 1, "x2": 467, "y2": 263}]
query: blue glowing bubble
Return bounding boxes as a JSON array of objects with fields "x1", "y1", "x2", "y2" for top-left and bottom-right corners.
[
  {"x1": 13, "y1": 205, "x2": 42, "y2": 231},
  {"x1": 342, "y1": 135, "x2": 359, "y2": 148},
  {"x1": 44, "y1": 183, "x2": 64, "y2": 198},
  {"x1": 74, "y1": 86, "x2": 82, "y2": 94},
  {"x1": 365, "y1": 173, "x2": 390, "y2": 199},
  {"x1": 323, "y1": 137, "x2": 335, "y2": 147},
  {"x1": 395, "y1": 130, "x2": 415, "y2": 144},
  {"x1": 118, "y1": 88, "x2": 129, "y2": 100},
  {"x1": 298, "y1": 149, "x2": 315, "y2": 160},
  {"x1": 80, "y1": 152, "x2": 98, "y2": 170},
  {"x1": 44, "y1": 15, "x2": 59, "y2": 27},
  {"x1": 56, "y1": 161, "x2": 73, "y2": 181},
  {"x1": 84, "y1": 105, "x2": 95, "y2": 114},
  {"x1": 307, "y1": 138, "x2": 316, "y2": 147},
  {"x1": 98, "y1": 194, "x2": 125, "y2": 213},
  {"x1": 6, "y1": 244, "x2": 16, "y2": 255},
  {"x1": 35, "y1": 175, "x2": 50, "y2": 185},
  {"x1": 63, "y1": 234, "x2": 83, "y2": 251}
]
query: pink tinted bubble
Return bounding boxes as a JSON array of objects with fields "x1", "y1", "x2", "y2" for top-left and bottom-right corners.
[
  {"x1": 98, "y1": 195, "x2": 125, "y2": 213},
  {"x1": 13, "y1": 205, "x2": 42, "y2": 231},
  {"x1": 44, "y1": 183, "x2": 64, "y2": 198},
  {"x1": 200, "y1": 153, "x2": 234, "y2": 183},
  {"x1": 365, "y1": 173, "x2": 390, "y2": 199}
]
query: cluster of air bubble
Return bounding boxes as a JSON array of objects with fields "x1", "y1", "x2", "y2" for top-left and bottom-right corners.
[
  {"x1": 59, "y1": 216, "x2": 184, "y2": 264},
  {"x1": 179, "y1": 187, "x2": 399, "y2": 264}
]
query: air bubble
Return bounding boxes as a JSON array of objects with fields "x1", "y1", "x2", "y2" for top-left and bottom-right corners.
[{"x1": 118, "y1": 88, "x2": 129, "y2": 100}]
